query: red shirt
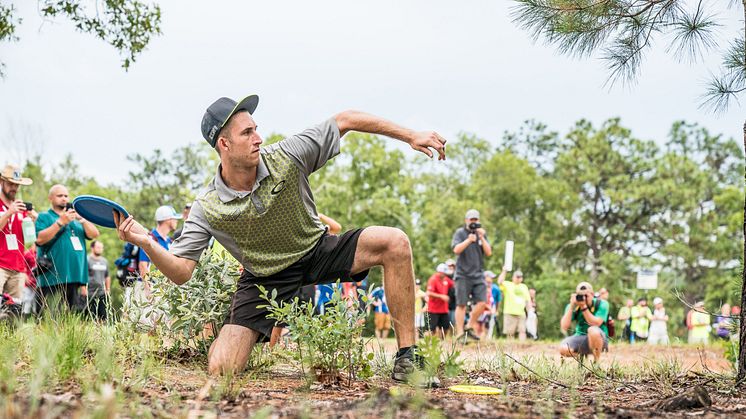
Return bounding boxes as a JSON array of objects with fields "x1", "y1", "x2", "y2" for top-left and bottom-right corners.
[
  {"x1": 0, "y1": 201, "x2": 28, "y2": 272},
  {"x1": 427, "y1": 273, "x2": 453, "y2": 314}
]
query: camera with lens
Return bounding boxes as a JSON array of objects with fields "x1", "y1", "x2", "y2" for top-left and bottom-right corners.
[
  {"x1": 575, "y1": 294, "x2": 586, "y2": 302},
  {"x1": 65, "y1": 203, "x2": 73, "y2": 211},
  {"x1": 23, "y1": 202, "x2": 33, "y2": 211},
  {"x1": 468, "y1": 222, "x2": 482, "y2": 233}
]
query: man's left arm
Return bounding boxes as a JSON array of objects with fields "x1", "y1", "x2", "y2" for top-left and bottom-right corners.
[
  {"x1": 81, "y1": 219, "x2": 100, "y2": 240},
  {"x1": 335, "y1": 111, "x2": 447, "y2": 160},
  {"x1": 477, "y1": 229, "x2": 492, "y2": 256}
]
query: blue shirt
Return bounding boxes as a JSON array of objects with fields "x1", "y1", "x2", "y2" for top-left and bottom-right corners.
[
  {"x1": 316, "y1": 282, "x2": 342, "y2": 310},
  {"x1": 371, "y1": 287, "x2": 389, "y2": 314},
  {"x1": 138, "y1": 229, "x2": 172, "y2": 263},
  {"x1": 491, "y1": 283, "x2": 502, "y2": 306}
]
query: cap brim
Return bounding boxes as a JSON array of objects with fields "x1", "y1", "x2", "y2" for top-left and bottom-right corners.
[
  {"x1": 1, "y1": 177, "x2": 32, "y2": 186},
  {"x1": 223, "y1": 94, "x2": 259, "y2": 128}
]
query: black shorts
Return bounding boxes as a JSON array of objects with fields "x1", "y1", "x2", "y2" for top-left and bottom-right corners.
[
  {"x1": 427, "y1": 312, "x2": 451, "y2": 331},
  {"x1": 225, "y1": 228, "x2": 369, "y2": 341}
]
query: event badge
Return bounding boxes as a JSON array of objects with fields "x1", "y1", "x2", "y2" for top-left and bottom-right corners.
[
  {"x1": 5, "y1": 234, "x2": 18, "y2": 251},
  {"x1": 70, "y1": 236, "x2": 83, "y2": 251}
]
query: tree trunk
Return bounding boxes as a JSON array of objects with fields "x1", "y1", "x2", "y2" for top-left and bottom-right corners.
[{"x1": 736, "y1": 120, "x2": 746, "y2": 385}]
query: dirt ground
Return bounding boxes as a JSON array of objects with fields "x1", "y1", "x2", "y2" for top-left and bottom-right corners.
[{"x1": 13, "y1": 340, "x2": 746, "y2": 418}]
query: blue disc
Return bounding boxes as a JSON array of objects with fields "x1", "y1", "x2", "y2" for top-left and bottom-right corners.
[{"x1": 72, "y1": 195, "x2": 130, "y2": 229}]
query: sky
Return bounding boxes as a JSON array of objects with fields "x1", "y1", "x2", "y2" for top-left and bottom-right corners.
[{"x1": 0, "y1": 0, "x2": 742, "y2": 185}]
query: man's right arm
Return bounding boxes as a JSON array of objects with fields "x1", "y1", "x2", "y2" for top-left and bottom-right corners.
[{"x1": 114, "y1": 213, "x2": 197, "y2": 285}]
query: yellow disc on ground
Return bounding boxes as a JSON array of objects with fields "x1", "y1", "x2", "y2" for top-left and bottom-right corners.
[{"x1": 448, "y1": 385, "x2": 503, "y2": 395}]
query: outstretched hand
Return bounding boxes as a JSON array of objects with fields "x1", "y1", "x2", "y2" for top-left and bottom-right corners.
[
  {"x1": 410, "y1": 131, "x2": 447, "y2": 160},
  {"x1": 113, "y1": 211, "x2": 150, "y2": 247}
]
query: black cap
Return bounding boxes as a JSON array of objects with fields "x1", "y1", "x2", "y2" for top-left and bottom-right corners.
[{"x1": 200, "y1": 94, "x2": 259, "y2": 147}]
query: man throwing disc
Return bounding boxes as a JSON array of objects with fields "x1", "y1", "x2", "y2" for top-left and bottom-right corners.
[{"x1": 114, "y1": 94, "x2": 447, "y2": 381}]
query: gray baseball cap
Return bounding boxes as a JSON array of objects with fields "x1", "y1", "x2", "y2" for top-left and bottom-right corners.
[
  {"x1": 465, "y1": 209, "x2": 480, "y2": 219},
  {"x1": 201, "y1": 94, "x2": 259, "y2": 147}
]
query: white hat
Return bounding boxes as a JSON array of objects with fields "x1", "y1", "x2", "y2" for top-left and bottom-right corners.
[
  {"x1": 485, "y1": 270, "x2": 497, "y2": 279},
  {"x1": 436, "y1": 263, "x2": 449, "y2": 274},
  {"x1": 155, "y1": 205, "x2": 183, "y2": 222},
  {"x1": 653, "y1": 297, "x2": 663, "y2": 305},
  {"x1": 465, "y1": 209, "x2": 480, "y2": 219}
]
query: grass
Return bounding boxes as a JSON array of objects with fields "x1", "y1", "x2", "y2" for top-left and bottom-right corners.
[{"x1": 0, "y1": 313, "x2": 740, "y2": 418}]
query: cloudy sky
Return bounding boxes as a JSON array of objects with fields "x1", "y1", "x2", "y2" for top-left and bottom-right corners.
[{"x1": 1, "y1": 0, "x2": 742, "y2": 184}]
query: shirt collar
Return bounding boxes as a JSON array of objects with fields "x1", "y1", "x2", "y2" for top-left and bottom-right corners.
[{"x1": 213, "y1": 158, "x2": 270, "y2": 203}]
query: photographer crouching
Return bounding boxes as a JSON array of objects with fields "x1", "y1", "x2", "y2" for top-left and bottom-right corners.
[{"x1": 559, "y1": 282, "x2": 609, "y2": 362}]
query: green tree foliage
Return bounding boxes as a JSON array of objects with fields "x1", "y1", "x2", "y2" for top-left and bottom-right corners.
[
  {"x1": 15, "y1": 118, "x2": 742, "y2": 340},
  {"x1": 0, "y1": 0, "x2": 161, "y2": 76}
]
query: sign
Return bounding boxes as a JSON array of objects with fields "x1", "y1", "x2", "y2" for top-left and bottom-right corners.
[{"x1": 636, "y1": 270, "x2": 658, "y2": 290}]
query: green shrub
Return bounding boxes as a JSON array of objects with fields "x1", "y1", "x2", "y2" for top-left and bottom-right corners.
[
  {"x1": 127, "y1": 248, "x2": 239, "y2": 354},
  {"x1": 258, "y1": 282, "x2": 372, "y2": 385}
]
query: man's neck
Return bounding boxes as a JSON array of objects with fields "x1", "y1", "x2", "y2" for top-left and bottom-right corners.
[
  {"x1": 52, "y1": 206, "x2": 65, "y2": 216},
  {"x1": 221, "y1": 163, "x2": 258, "y2": 192},
  {"x1": 155, "y1": 224, "x2": 171, "y2": 238}
]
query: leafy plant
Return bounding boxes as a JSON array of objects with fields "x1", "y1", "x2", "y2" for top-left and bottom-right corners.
[
  {"x1": 258, "y1": 282, "x2": 373, "y2": 385},
  {"x1": 127, "y1": 248, "x2": 239, "y2": 355}
]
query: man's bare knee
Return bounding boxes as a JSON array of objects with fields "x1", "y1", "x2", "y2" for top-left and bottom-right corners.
[
  {"x1": 385, "y1": 229, "x2": 411, "y2": 258},
  {"x1": 207, "y1": 325, "x2": 259, "y2": 376},
  {"x1": 559, "y1": 345, "x2": 573, "y2": 357}
]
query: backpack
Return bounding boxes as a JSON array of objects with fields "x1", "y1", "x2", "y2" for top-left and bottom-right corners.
[{"x1": 114, "y1": 242, "x2": 141, "y2": 287}]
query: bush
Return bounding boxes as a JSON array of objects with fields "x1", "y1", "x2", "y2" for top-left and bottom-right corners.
[
  {"x1": 258, "y1": 282, "x2": 373, "y2": 385},
  {"x1": 127, "y1": 248, "x2": 240, "y2": 354}
]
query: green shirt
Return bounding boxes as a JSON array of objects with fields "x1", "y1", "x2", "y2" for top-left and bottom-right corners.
[
  {"x1": 500, "y1": 281, "x2": 530, "y2": 317},
  {"x1": 630, "y1": 305, "x2": 652, "y2": 335},
  {"x1": 35, "y1": 209, "x2": 89, "y2": 287},
  {"x1": 690, "y1": 311, "x2": 710, "y2": 339},
  {"x1": 564, "y1": 298, "x2": 609, "y2": 336}
]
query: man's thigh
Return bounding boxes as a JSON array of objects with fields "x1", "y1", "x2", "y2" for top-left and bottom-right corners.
[
  {"x1": 455, "y1": 279, "x2": 472, "y2": 306},
  {"x1": 560, "y1": 334, "x2": 590, "y2": 354},
  {"x1": 349, "y1": 226, "x2": 407, "y2": 275},
  {"x1": 517, "y1": 315, "x2": 527, "y2": 333}
]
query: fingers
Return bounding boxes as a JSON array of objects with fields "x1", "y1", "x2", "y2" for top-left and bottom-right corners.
[{"x1": 416, "y1": 146, "x2": 434, "y2": 159}]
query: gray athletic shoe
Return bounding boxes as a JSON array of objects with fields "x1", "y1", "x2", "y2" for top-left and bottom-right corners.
[{"x1": 391, "y1": 346, "x2": 441, "y2": 388}]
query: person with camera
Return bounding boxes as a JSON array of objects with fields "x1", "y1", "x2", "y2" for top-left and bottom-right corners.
[
  {"x1": 559, "y1": 282, "x2": 610, "y2": 362},
  {"x1": 0, "y1": 165, "x2": 37, "y2": 312},
  {"x1": 35, "y1": 184, "x2": 99, "y2": 312},
  {"x1": 451, "y1": 209, "x2": 492, "y2": 342}
]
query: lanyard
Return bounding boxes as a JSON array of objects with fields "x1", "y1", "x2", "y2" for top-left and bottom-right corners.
[{"x1": 1, "y1": 202, "x2": 17, "y2": 235}]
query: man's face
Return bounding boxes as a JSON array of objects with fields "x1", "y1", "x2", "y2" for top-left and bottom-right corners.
[
  {"x1": 465, "y1": 217, "x2": 479, "y2": 228},
  {"x1": 92, "y1": 241, "x2": 104, "y2": 256},
  {"x1": 182, "y1": 207, "x2": 191, "y2": 220},
  {"x1": 600, "y1": 290, "x2": 609, "y2": 300},
  {"x1": 513, "y1": 274, "x2": 523, "y2": 284},
  {"x1": 1, "y1": 180, "x2": 19, "y2": 201},
  {"x1": 220, "y1": 112, "x2": 263, "y2": 168},
  {"x1": 638, "y1": 300, "x2": 647, "y2": 307},
  {"x1": 49, "y1": 186, "x2": 70, "y2": 209},
  {"x1": 626, "y1": 299, "x2": 633, "y2": 307},
  {"x1": 446, "y1": 263, "x2": 455, "y2": 275}
]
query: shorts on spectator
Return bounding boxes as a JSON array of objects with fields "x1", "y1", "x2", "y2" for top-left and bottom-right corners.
[
  {"x1": 374, "y1": 312, "x2": 391, "y2": 330},
  {"x1": 503, "y1": 313, "x2": 526, "y2": 336},
  {"x1": 560, "y1": 332, "x2": 609, "y2": 355},
  {"x1": 427, "y1": 312, "x2": 451, "y2": 332},
  {"x1": 455, "y1": 276, "x2": 487, "y2": 306}
]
